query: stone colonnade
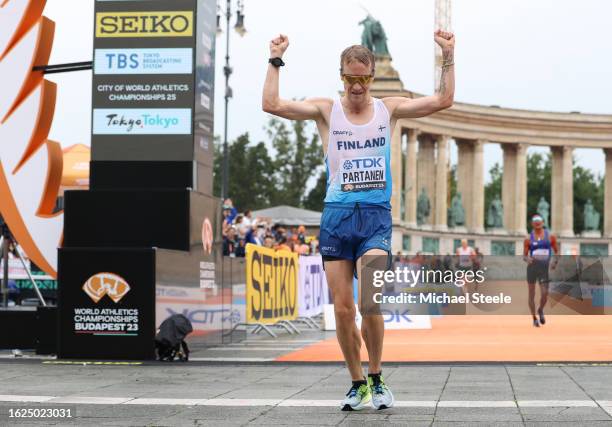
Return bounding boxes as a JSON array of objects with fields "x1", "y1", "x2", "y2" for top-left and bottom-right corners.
[{"x1": 394, "y1": 126, "x2": 611, "y2": 237}]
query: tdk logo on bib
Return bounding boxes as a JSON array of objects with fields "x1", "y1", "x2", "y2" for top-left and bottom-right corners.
[
  {"x1": 343, "y1": 158, "x2": 383, "y2": 169},
  {"x1": 341, "y1": 156, "x2": 386, "y2": 192}
]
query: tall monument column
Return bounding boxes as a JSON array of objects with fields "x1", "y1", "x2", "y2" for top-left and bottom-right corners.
[
  {"x1": 434, "y1": 135, "x2": 449, "y2": 231},
  {"x1": 551, "y1": 146, "x2": 574, "y2": 237},
  {"x1": 417, "y1": 134, "x2": 437, "y2": 226},
  {"x1": 605, "y1": 149, "x2": 612, "y2": 237},
  {"x1": 390, "y1": 121, "x2": 403, "y2": 221},
  {"x1": 404, "y1": 129, "x2": 419, "y2": 227}
]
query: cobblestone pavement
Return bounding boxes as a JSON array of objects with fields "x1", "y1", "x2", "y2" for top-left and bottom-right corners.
[{"x1": 1, "y1": 360, "x2": 612, "y2": 426}]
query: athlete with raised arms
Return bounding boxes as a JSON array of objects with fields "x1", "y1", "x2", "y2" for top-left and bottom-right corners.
[{"x1": 262, "y1": 31, "x2": 455, "y2": 411}]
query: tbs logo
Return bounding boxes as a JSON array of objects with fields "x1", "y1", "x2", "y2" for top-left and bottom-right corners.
[{"x1": 104, "y1": 53, "x2": 139, "y2": 70}]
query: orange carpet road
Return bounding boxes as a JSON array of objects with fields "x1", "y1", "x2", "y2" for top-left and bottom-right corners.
[{"x1": 275, "y1": 316, "x2": 612, "y2": 362}]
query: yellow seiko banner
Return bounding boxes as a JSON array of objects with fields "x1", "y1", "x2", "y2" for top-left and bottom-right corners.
[
  {"x1": 246, "y1": 244, "x2": 298, "y2": 325},
  {"x1": 95, "y1": 11, "x2": 193, "y2": 38}
]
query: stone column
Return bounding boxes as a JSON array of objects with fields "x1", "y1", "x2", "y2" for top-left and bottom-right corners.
[
  {"x1": 456, "y1": 140, "x2": 473, "y2": 228},
  {"x1": 605, "y1": 149, "x2": 612, "y2": 237},
  {"x1": 551, "y1": 146, "x2": 574, "y2": 237},
  {"x1": 390, "y1": 121, "x2": 403, "y2": 222},
  {"x1": 471, "y1": 139, "x2": 485, "y2": 233},
  {"x1": 417, "y1": 134, "x2": 437, "y2": 226},
  {"x1": 404, "y1": 129, "x2": 419, "y2": 228},
  {"x1": 502, "y1": 143, "x2": 527, "y2": 235},
  {"x1": 501, "y1": 144, "x2": 516, "y2": 232},
  {"x1": 434, "y1": 135, "x2": 449, "y2": 231},
  {"x1": 515, "y1": 143, "x2": 528, "y2": 235}
]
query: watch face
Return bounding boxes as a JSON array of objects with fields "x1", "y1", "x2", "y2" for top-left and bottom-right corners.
[{"x1": 270, "y1": 58, "x2": 283, "y2": 67}]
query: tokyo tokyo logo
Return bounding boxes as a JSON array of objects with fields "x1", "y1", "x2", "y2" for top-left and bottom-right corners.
[
  {"x1": 82, "y1": 272, "x2": 131, "y2": 303},
  {"x1": 0, "y1": 0, "x2": 64, "y2": 277},
  {"x1": 93, "y1": 108, "x2": 191, "y2": 135}
]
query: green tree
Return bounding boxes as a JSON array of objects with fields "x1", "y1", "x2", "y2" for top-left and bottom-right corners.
[
  {"x1": 574, "y1": 166, "x2": 603, "y2": 234},
  {"x1": 484, "y1": 162, "x2": 502, "y2": 226},
  {"x1": 449, "y1": 164, "x2": 457, "y2": 201},
  {"x1": 266, "y1": 117, "x2": 323, "y2": 207},
  {"x1": 303, "y1": 171, "x2": 327, "y2": 211},
  {"x1": 212, "y1": 133, "x2": 276, "y2": 211},
  {"x1": 526, "y1": 152, "x2": 551, "y2": 227}
]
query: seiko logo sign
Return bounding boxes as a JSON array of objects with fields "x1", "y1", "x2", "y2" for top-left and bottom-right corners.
[{"x1": 95, "y1": 11, "x2": 193, "y2": 38}]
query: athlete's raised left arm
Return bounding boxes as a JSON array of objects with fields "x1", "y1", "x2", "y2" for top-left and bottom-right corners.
[{"x1": 384, "y1": 30, "x2": 455, "y2": 119}]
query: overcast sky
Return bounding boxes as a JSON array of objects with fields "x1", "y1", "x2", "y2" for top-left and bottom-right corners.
[{"x1": 43, "y1": 0, "x2": 612, "y2": 182}]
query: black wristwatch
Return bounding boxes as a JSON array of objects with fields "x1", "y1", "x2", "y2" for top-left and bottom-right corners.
[{"x1": 268, "y1": 57, "x2": 285, "y2": 68}]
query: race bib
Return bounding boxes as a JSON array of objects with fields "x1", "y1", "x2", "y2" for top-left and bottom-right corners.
[
  {"x1": 532, "y1": 248, "x2": 550, "y2": 261},
  {"x1": 340, "y1": 156, "x2": 386, "y2": 192}
]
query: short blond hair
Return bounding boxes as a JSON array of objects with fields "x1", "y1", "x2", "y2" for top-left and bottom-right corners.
[{"x1": 340, "y1": 45, "x2": 375, "y2": 74}]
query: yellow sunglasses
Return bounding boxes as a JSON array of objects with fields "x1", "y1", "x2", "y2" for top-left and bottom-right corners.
[{"x1": 341, "y1": 74, "x2": 374, "y2": 86}]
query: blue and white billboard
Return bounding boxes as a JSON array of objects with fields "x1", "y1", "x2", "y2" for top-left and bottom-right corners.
[{"x1": 94, "y1": 48, "x2": 193, "y2": 75}]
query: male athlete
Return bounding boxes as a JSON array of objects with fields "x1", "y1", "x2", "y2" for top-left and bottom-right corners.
[
  {"x1": 523, "y1": 214, "x2": 559, "y2": 327},
  {"x1": 262, "y1": 31, "x2": 455, "y2": 410}
]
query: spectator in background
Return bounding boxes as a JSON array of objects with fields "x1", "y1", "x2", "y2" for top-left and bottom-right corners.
[
  {"x1": 276, "y1": 236, "x2": 292, "y2": 252},
  {"x1": 234, "y1": 214, "x2": 244, "y2": 230},
  {"x1": 222, "y1": 207, "x2": 233, "y2": 236},
  {"x1": 293, "y1": 234, "x2": 310, "y2": 255},
  {"x1": 223, "y1": 198, "x2": 238, "y2": 223},
  {"x1": 297, "y1": 225, "x2": 306, "y2": 243},
  {"x1": 310, "y1": 237, "x2": 319, "y2": 255},
  {"x1": 247, "y1": 222, "x2": 266, "y2": 246},
  {"x1": 264, "y1": 235, "x2": 275, "y2": 249},
  {"x1": 242, "y1": 210, "x2": 253, "y2": 228},
  {"x1": 223, "y1": 226, "x2": 237, "y2": 256},
  {"x1": 235, "y1": 238, "x2": 246, "y2": 257}
]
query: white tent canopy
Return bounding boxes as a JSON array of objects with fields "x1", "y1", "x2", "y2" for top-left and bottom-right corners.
[{"x1": 251, "y1": 205, "x2": 321, "y2": 226}]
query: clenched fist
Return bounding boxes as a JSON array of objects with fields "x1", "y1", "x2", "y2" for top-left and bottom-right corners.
[
  {"x1": 434, "y1": 30, "x2": 455, "y2": 50},
  {"x1": 270, "y1": 34, "x2": 289, "y2": 58}
]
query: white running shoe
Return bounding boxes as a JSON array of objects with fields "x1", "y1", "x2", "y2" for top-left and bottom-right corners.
[
  {"x1": 368, "y1": 375, "x2": 394, "y2": 410},
  {"x1": 341, "y1": 382, "x2": 372, "y2": 411}
]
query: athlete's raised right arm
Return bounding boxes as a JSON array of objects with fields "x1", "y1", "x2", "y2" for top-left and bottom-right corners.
[{"x1": 262, "y1": 34, "x2": 328, "y2": 121}]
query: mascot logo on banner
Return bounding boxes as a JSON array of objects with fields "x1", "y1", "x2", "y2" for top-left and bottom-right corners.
[
  {"x1": 0, "y1": 0, "x2": 63, "y2": 277},
  {"x1": 82, "y1": 272, "x2": 131, "y2": 304}
]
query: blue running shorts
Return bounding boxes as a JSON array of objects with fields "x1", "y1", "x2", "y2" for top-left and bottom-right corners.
[{"x1": 319, "y1": 202, "x2": 392, "y2": 263}]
